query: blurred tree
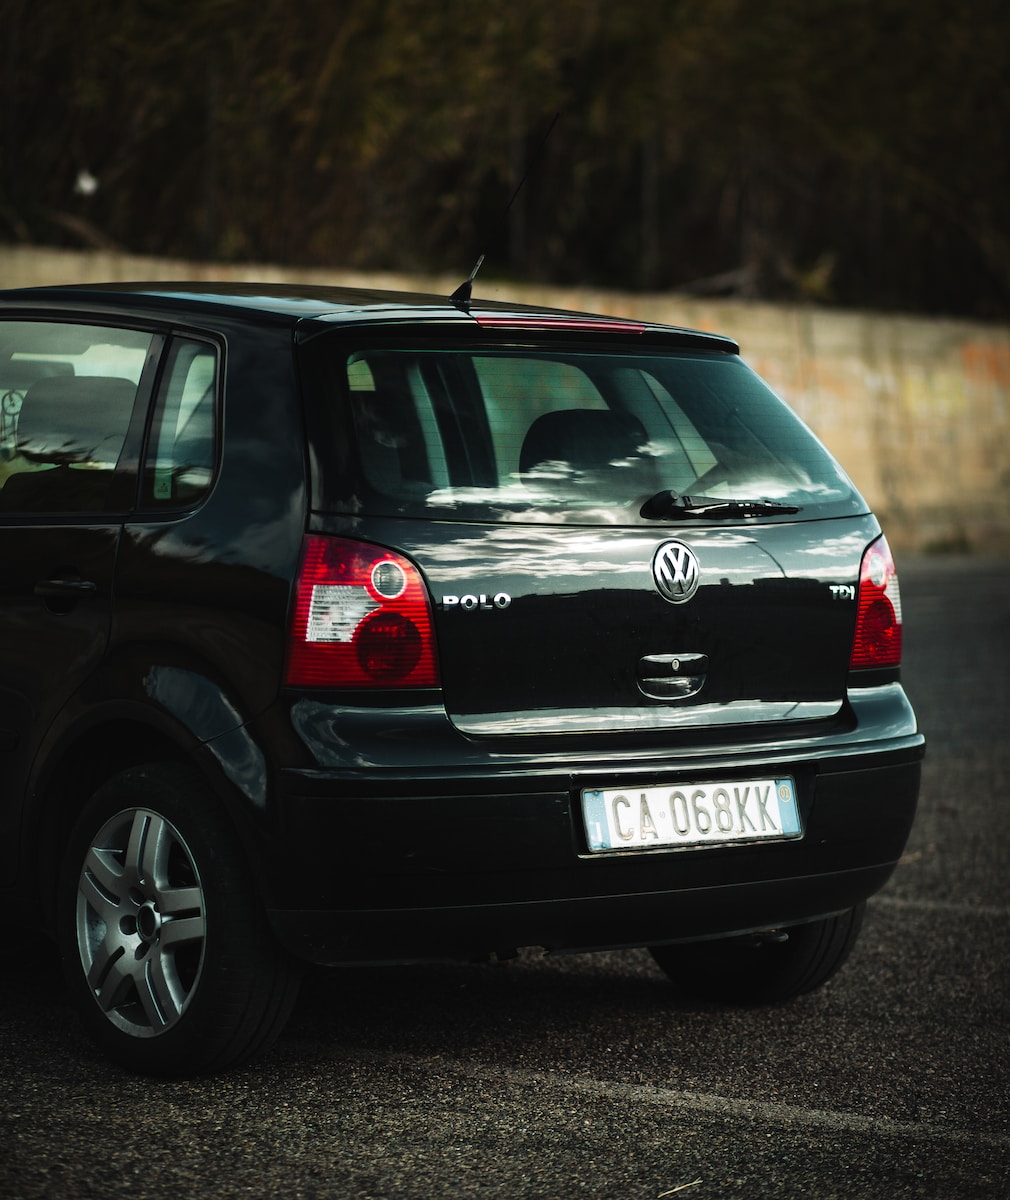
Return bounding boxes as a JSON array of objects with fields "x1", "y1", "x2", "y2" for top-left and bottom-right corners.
[{"x1": 1, "y1": 0, "x2": 1007, "y2": 316}]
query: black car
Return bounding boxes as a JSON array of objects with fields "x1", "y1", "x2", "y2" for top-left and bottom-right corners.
[{"x1": 0, "y1": 282, "x2": 923, "y2": 1075}]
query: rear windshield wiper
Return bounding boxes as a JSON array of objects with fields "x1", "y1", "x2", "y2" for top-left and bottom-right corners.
[{"x1": 640, "y1": 491, "x2": 801, "y2": 520}]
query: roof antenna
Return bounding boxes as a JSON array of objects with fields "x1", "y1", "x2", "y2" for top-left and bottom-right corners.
[
  {"x1": 449, "y1": 111, "x2": 561, "y2": 312},
  {"x1": 449, "y1": 254, "x2": 486, "y2": 311}
]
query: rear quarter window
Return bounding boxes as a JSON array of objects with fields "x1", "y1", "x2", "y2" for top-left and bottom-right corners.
[{"x1": 141, "y1": 338, "x2": 218, "y2": 508}]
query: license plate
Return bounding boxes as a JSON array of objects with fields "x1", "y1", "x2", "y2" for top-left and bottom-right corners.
[{"x1": 582, "y1": 777, "x2": 801, "y2": 853}]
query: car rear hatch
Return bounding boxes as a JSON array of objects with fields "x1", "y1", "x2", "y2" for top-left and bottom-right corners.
[
  {"x1": 396, "y1": 518, "x2": 870, "y2": 736},
  {"x1": 297, "y1": 313, "x2": 874, "y2": 739}
]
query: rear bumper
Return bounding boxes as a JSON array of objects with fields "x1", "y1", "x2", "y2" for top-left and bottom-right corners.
[
  {"x1": 263, "y1": 729, "x2": 923, "y2": 965},
  {"x1": 270, "y1": 862, "x2": 899, "y2": 966}
]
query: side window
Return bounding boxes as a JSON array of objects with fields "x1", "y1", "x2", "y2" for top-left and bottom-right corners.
[
  {"x1": 142, "y1": 339, "x2": 217, "y2": 507},
  {"x1": 0, "y1": 321, "x2": 151, "y2": 513}
]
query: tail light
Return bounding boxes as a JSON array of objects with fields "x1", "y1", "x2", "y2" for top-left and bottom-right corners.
[
  {"x1": 850, "y1": 535, "x2": 903, "y2": 670},
  {"x1": 285, "y1": 536, "x2": 439, "y2": 688}
]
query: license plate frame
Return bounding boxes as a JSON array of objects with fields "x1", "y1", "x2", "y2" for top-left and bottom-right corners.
[{"x1": 581, "y1": 776, "x2": 802, "y2": 854}]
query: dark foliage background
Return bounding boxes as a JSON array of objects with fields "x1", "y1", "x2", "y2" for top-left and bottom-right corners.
[{"x1": 3, "y1": 0, "x2": 1008, "y2": 317}]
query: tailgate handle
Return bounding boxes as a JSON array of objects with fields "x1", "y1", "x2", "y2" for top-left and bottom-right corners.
[
  {"x1": 637, "y1": 653, "x2": 709, "y2": 700},
  {"x1": 638, "y1": 653, "x2": 708, "y2": 678}
]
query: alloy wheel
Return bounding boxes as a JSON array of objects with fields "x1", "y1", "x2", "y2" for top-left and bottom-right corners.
[{"x1": 74, "y1": 807, "x2": 207, "y2": 1037}]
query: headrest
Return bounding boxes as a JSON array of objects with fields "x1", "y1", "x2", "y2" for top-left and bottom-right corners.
[
  {"x1": 17, "y1": 376, "x2": 137, "y2": 464},
  {"x1": 520, "y1": 408, "x2": 647, "y2": 475},
  {"x1": 0, "y1": 359, "x2": 73, "y2": 393}
]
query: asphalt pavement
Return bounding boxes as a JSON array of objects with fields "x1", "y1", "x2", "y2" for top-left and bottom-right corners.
[{"x1": 1, "y1": 555, "x2": 1007, "y2": 1200}]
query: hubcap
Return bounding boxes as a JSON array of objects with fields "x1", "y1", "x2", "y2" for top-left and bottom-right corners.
[
  {"x1": 74, "y1": 808, "x2": 207, "y2": 1038},
  {"x1": 136, "y1": 900, "x2": 162, "y2": 944}
]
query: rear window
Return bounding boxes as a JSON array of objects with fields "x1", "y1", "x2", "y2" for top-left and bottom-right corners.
[{"x1": 315, "y1": 343, "x2": 862, "y2": 524}]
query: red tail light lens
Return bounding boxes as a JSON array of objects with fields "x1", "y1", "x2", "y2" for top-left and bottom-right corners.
[
  {"x1": 850, "y1": 535, "x2": 903, "y2": 670},
  {"x1": 285, "y1": 536, "x2": 439, "y2": 688}
]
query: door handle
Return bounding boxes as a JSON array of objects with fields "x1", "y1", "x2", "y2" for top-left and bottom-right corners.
[{"x1": 34, "y1": 577, "x2": 99, "y2": 598}]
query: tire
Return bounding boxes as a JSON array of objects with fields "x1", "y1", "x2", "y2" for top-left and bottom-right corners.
[
  {"x1": 649, "y1": 904, "x2": 866, "y2": 1005},
  {"x1": 58, "y1": 762, "x2": 300, "y2": 1075}
]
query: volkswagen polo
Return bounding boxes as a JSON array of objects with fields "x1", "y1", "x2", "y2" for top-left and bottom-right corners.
[{"x1": 0, "y1": 282, "x2": 923, "y2": 1074}]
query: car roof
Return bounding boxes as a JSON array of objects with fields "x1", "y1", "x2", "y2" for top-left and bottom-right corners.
[{"x1": 0, "y1": 281, "x2": 739, "y2": 353}]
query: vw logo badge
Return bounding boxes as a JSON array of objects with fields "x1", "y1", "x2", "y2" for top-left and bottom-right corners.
[{"x1": 652, "y1": 541, "x2": 700, "y2": 604}]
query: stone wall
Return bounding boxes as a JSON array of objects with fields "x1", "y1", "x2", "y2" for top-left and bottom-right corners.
[{"x1": 3, "y1": 245, "x2": 1008, "y2": 555}]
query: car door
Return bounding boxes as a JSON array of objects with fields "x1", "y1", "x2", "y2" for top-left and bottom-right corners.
[{"x1": 0, "y1": 318, "x2": 158, "y2": 882}]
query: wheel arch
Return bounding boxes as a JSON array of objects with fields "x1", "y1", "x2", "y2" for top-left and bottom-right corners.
[{"x1": 27, "y1": 710, "x2": 266, "y2": 934}]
